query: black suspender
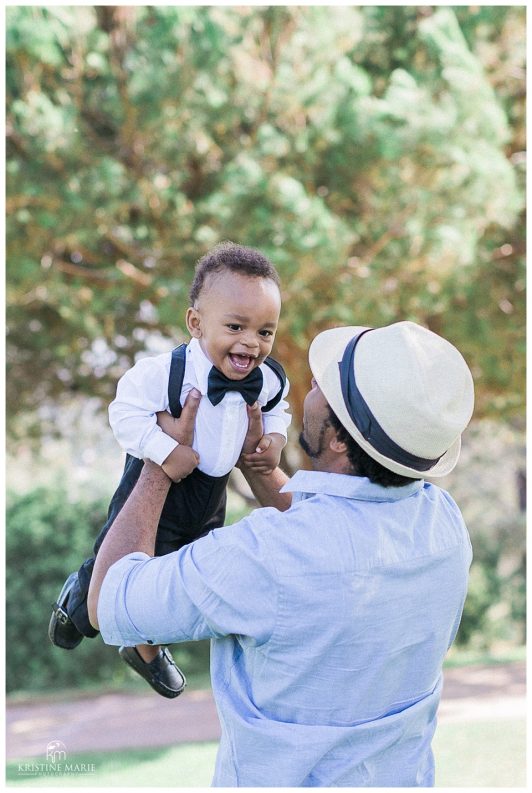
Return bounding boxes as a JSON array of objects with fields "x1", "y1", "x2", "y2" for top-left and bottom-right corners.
[
  {"x1": 262, "y1": 356, "x2": 287, "y2": 413},
  {"x1": 168, "y1": 343, "x2": 187, "y2": 418},
  {"x1": 167, "y1": 345, "x2": 287, "y2": 417}
]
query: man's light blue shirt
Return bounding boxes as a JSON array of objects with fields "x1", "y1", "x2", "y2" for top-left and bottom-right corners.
[{"x1": 98, "y1": 470, "x2": 472, "y2": 787}]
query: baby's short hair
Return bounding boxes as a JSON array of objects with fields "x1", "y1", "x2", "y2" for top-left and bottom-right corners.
[{"x1": 189, "y1": 241, "x2": 280, "y2": 305}]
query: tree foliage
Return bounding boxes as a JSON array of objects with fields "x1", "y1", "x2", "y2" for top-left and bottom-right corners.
[{"x1": 6, "y1": 5, "x2": 525, "y2": 436}]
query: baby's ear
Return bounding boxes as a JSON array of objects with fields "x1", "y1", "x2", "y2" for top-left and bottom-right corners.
[{"x1": 186, "y1": 306, "x2": 202, "y2": 337}]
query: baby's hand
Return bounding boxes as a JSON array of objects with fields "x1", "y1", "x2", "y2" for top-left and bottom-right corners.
[
  {"x1": 240, "y1": 432, "x2": 285, "y2": 475},
  {"x1": 161, "y1": 444, "x2": 200, "y2": 483}
]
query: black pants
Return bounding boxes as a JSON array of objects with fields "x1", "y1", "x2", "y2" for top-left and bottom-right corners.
[{"x1": 68, "y1": 454, "x2": 229, "y2": 637}]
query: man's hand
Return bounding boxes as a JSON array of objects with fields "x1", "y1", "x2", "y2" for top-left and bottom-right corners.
[
  {"x1": 161, "y1": 445, "x2": 199, "y2": 483},
  {"x1": 157, "y1": 389, "x2": 201, "y2": 482},
  {"x1": 156, "y1": 387, "x2": 202, "y2": 447},
  {"x1": 237, "y1": 402, "x2": 291, "y2": 510},
  {"x1": 241, "y1": 401, "x2": 265, "y2": 454},
  {"x1": 241, "y1": 432, "x2": 285, "y2": 474}
]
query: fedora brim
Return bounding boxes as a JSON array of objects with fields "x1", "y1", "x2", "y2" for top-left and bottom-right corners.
[{"x1": 308, "y1": 326, "x2": 461, "y2": 479}]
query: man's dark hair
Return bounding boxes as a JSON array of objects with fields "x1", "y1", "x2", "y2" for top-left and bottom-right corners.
[
  {"x1": 327, "y1": 407, "x2": 419, "y2": 488},
  {"x1": 189, "y1": 241, "x2": 280, "y2": 305}
]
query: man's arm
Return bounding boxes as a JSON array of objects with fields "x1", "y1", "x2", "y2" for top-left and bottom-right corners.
[
  {"x1": 239, "y1": 463, "x2": 292, "y2": 511},
  {"x1": 238, "y1": 402, "x2": 292, "y2": 511},
  {"x1": 87, "y1": 461, "x2": 174, "y2": 629},
  {"x1": 87, "y1": 390, "x2": 201, "y2": 629}
]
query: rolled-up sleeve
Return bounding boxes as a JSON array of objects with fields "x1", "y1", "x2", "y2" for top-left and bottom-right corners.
[
  {"x1": 97, "y1": 552, "x2": 153, "y2": 645},
  {"x1": 97, "y1": 516, "x2": 278, "y2": 648}
]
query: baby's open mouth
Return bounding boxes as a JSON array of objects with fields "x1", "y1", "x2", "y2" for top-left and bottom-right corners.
[{"x1": 229, "y1": 353, "x2": 255, "y2": 372}]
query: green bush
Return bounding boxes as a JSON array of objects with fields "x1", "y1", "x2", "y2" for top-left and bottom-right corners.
[
  {"x1": 455, "y1": 514, "x2": 526, "y2": 649},
  {"x1": 6, "y1": 485, "x2": 210, "y2": 694}
]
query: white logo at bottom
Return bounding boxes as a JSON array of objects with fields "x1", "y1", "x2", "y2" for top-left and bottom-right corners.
[{"x1": 46, "y1": 740, "x2": 67, "y2": 763}]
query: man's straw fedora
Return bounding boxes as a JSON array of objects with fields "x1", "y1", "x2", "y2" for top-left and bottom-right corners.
[{"x1": 309, "y1": 321, "x2": 474, "y2": 478}]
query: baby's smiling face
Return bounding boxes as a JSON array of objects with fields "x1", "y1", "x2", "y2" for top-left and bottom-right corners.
[{"x1": 186, "y1": 271, "x2": 281, "y2": 379}]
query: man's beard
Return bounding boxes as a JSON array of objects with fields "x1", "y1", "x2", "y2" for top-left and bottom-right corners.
[{"x1": 298, "y1": 420, "x2": 329, "y2": 460}]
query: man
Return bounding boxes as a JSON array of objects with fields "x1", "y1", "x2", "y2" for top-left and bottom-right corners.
[{"x1": 88, "y1": 321, "x2": 474, "y2": 787}]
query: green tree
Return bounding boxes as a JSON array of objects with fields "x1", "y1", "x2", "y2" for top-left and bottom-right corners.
[{"x1": 7, "y1": 5, "x2": 525, "y2": 437}]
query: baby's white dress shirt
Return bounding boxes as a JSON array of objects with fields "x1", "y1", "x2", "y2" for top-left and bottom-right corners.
[{"x1": 108, "y1": 337, "x2": 291, "y2": 477}]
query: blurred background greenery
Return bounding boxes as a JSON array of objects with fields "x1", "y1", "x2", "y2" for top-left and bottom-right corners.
[{"x1": 6, "y1": 5, "x2": 525, "y2": 695}]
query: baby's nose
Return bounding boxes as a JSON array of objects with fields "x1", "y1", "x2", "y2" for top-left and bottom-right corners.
[{"x1": 242, "y1": 333, "x2": 260, "y2": 349}]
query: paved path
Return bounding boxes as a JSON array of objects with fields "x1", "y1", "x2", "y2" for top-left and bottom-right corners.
[{"x1": 6, "y1": 662, "x2": 526, "y2": 761}]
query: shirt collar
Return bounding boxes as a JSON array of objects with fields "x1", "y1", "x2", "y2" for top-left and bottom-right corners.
[
  {"x1": 281, "y1": 469, "x2": 424, "y2": 503},
  {"x1": 187, "y1": 337, "x2": 214, "y2": 395}
]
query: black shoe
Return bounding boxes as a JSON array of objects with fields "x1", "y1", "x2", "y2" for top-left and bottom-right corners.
[
  {"x1": 119, "y1": 646, "x2": 186, "y2": 699},
  {"x1": 48, "y1": 572, "x2": 85, "y2": 650}
]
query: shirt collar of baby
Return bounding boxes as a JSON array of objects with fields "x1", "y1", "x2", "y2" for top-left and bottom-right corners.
[{"x1": 188, "y1": 337, "x2": 214, "y2": 395}]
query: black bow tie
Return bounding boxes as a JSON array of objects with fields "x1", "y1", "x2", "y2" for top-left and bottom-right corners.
[{"x1": 207, "y1": 365, "x2": 263, "y2": 407}]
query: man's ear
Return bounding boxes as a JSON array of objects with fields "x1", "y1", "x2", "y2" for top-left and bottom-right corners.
[
  {"x1": 329, "y1": 436, "x2": 347, "y2": 455},
  {"x1": 186, "y1": 307, "x2": 202, "y2": 338}
]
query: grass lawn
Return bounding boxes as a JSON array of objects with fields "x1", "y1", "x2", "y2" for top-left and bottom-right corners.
[
  {"x1": 7, "y1": 743, "x2": 217, "y2": 787},
  {"x1": 433, "y1": 717, "x2": 526, "y2": 787},
  {"x1": 7, "y1": 716, "x2": 525, "y2": 787}
]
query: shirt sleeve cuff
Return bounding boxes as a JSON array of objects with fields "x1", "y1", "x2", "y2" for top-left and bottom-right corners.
[
  {"x1": 262, "y1": 415, "x2": 288, "y2": 438},
  {"x1": 97, "y1": 553, "x2": 152, "y2": 646},
  {"x1": 143, "y1": 432, "x2": 178, "y2": 466}
]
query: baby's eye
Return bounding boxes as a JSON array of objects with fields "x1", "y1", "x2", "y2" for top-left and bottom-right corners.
[
  {"x1": 227, "y1": 324, "x2": 242, "y2": 332},
  {"x1": 259, "y1": 329, "x2": 274, "y2": 338}
]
